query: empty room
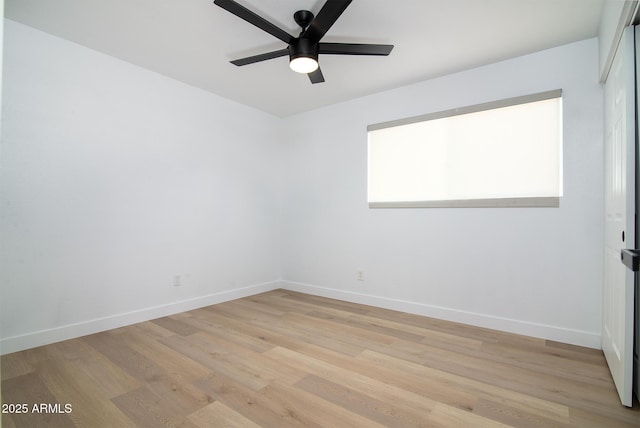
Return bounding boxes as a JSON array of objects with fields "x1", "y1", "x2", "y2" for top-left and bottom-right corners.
[{"x1": 1, "y1": 0, "x2": 640, "y2": 426}]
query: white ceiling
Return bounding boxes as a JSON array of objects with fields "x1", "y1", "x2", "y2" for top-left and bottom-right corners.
[{"x1": 6, "y1": 0, "x2": 605, "y2": 117}]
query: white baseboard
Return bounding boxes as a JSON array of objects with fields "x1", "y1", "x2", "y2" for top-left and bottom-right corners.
[
  {"x1": 280, "y1": 280, "x2": 601, "y2": 349},
  {"x1": 0, "y1": 280, "x2": 283, "y2": 355},
  {"x1": 1, "y1": 279, "x2": 601, "y2": 354}
]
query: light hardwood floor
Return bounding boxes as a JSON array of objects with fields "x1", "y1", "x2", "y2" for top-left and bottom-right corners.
[{"x1": 1, "y1": 289, "x2": 639, "y2": 427}]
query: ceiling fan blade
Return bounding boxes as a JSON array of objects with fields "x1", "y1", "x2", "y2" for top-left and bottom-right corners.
[
  {"x1": 230, "y1": 48, "x2": 290, "y2": 66},
  {"x1": 319, "y1": 43, "x2": 394, "y2": 56},
  {"x1": 318, "y1": 43, "x2": 393, "y2": 56},
  {"x1": 308, "y1": 67, "x2": 325, "y2": 84},
  {"x1": 303, "y1": 0, "x2": 352, "y2": 42},
  {"x1": 214, "y1": 0, "x2": 294, "y2": 44}
]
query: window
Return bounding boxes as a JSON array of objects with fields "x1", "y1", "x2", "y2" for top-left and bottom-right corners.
[{"x1": 367, "y1": 90, "x2": 563, "y2": 208}]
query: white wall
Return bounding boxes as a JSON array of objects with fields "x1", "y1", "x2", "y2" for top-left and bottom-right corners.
[
  {"x1": 0, "y1": 20, "x2": 283, "y2": 353},
  {"x1": 281, "y1": 38, "x2": 604, "y2": 348}
]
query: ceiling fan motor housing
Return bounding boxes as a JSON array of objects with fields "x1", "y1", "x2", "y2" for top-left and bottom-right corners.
[{"x1": 289, "y1": 37, "x2": 319, "y2": 63}]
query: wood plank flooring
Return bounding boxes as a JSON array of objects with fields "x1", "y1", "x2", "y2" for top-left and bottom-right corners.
[{"x1": 2, "y1": 289, "x2": 639, "y2": 427}]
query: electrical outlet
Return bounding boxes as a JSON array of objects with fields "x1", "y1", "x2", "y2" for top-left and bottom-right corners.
[
  {"x1": 173, "y1": 275, "x2": 181, "y2": 287},
  {"x1": 357, "y1": 270, "x2": 364, "y2": 281}
]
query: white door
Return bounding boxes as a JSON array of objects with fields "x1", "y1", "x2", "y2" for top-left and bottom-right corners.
[{"x1": 603, "y1": 25, "x2": 636, "y2": 408}]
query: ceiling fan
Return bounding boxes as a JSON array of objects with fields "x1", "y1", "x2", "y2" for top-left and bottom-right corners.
[{"x1": 213, "y1": 0, "x2": 394, "y2": 84}]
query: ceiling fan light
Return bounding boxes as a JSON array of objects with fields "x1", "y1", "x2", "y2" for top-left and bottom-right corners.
[{"x1": 290, "y1": 56, "x2": 319, "y2": 74}]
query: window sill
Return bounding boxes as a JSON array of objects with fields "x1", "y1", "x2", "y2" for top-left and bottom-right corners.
[{"x1": 368, "y1": 197, "x2": 560, "y2": 208}]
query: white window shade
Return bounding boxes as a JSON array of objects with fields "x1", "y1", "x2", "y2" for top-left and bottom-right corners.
[{"x1": 368, "y1": 90, "x2": 563, "y2": 208}]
